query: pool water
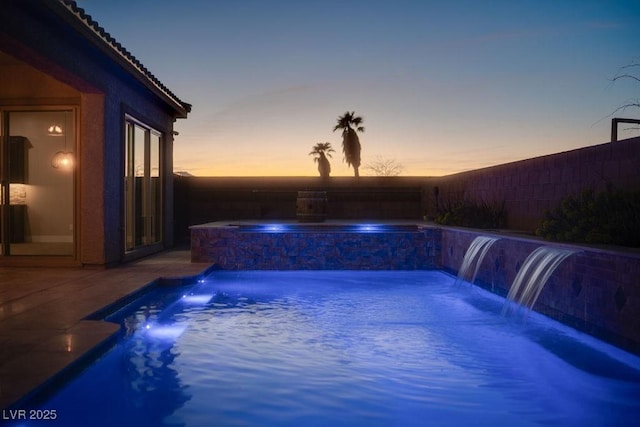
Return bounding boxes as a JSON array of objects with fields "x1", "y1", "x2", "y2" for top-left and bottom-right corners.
[{"x1": 12, "y1": 271, "x2": 640, "y2": 426}]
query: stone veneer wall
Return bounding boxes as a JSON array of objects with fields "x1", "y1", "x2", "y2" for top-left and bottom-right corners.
[
  {"x1": 191, "y1": 224, "x2": 441, "y2": 270},
  {"x1": 441, "y1": 227, "x2": 640, "y2": 355}
]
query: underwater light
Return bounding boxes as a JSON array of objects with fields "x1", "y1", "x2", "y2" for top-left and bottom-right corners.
[
  {"x1": 354, "y1": 224, "x2": 384, "y2": 233},
  {"x1": 261, "y1": 224, "x2": 289, "y2": 233},
  {"x1": 181, "y1": 294, "x2": 214, "y2": 304},
  {"x1": 143, "y1": 323, "x2": 187, "y2": 340}
]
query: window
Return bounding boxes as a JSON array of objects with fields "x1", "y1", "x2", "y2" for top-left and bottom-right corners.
[{"x1": 125, "y1": 117, "x2": 162, "y2": 251}]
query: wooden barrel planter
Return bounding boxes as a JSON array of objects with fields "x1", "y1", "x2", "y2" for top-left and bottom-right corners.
[{"x1": 296, "y1": 191, "x2": 327, "y2": 222}]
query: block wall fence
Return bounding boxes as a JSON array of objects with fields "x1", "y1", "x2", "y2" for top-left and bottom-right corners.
[
  {"x1": 431, "y1": 136, "x2": 640, "y2": 231},
  {"x1": 174, "y1": 136, "x2": 640, "y2": 241},
  {"x1": 174, "y1": 177, "x2": 428, "y2": 243}
]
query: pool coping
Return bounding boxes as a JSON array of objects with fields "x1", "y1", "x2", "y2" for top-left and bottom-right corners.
[{"x1": 0, "y1": 249, "x2": 213, "y2": 410}]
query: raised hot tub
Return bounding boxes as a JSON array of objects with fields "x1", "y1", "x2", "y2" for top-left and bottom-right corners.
[{"x1": 190, "y1": 221, "x2": 441, "y2": 269}]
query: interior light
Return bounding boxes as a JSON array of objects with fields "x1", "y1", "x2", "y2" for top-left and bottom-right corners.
[
  {"x1": 51, "y1": 151, "x2": 75, "y2": 170},
  {"x1": 47, "y1": 124, "x2": 64, "y2": 136},
  {"x1": 49, "y1": 113, "x2": 75, "y2": 170}
]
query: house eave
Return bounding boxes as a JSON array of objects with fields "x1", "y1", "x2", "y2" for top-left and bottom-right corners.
[{"x1": 51, "y1": 0, "x2": 190, "y2": 118}]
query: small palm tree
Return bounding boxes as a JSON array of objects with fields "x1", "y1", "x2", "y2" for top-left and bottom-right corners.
[
  {"x1": 333, "y1": 111, "x2": 364, "y2": 177},
  {"x1": 309, "y1": 142, "x2": 335, "y2": 178}
]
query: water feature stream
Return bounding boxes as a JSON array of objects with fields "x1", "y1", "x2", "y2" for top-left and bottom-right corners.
[
  {"x1": 503, "y1": 246, "x2": 578, "y2": 316},
  {"x1": 455, "y1": 236, "x2": 499, "y2": 286}
]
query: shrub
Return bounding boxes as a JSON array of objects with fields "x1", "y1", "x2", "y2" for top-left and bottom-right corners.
[
  {"x1": 435, "y1": 199, "x2": 506, "y2": 229},
  {"x1": 536, "y1": 184, "x2": 640, "y2": 247}
]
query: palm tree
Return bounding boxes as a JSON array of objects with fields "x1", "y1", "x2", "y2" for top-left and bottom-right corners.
[
  {"x1": 309, "y1": 142, "x2": 335, "y2": 178},
  {"x1": 333, "y1": 111, "x2": 364, "y2": 177}
]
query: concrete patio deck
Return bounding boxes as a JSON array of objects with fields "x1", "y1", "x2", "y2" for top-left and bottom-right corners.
[{"x1": 0, "y1": 249, "x2": 212, "y2": 409}]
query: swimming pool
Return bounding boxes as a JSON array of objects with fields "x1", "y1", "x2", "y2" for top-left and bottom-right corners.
[{"x1": 10, "y1": 270, "x2": 640, "y2": 426}]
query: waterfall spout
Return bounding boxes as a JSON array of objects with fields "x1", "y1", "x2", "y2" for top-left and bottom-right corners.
[
  {"x1": 456, "y1": 236, "x2": 499, "y2": 286},
  {"x1": 503, "y1": 246, "x2": 577, "y2": 316}
]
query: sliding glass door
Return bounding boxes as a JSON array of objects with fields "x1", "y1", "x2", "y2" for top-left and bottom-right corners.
[
  {"x1": 0, "y1": 109, "x2": 75, "y2": 256},
  {"x1": 125, "y1": 117, "x2": 162, "y2": 252}
]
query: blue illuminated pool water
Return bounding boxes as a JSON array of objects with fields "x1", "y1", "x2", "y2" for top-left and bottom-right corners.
[{"x1": 13, "y1": 271, "x2": 640, "y2": 426}]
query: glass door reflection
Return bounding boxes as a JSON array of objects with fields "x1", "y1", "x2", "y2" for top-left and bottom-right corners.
[{"x1": 0, "y1": 109, "x2": 75, "y2": 256}]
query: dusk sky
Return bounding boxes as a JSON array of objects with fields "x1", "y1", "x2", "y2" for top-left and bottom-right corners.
[{"x1": 77, "y1": 0, "x2": 640, "y2": 176}]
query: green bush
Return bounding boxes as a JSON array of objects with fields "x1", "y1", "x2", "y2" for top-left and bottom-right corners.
[
  {"x1": 435, "y1": 199, "x2": 506, "y2": 229},
  {"x1": 536, "y1": 185, "x2": 640, "y2": 247}
]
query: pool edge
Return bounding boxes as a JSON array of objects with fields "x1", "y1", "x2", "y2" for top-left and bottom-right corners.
[{"x1": 0, "y1": 251, "x2": 216, "y2": 411}]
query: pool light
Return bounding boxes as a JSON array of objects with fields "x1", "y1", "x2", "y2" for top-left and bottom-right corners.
[
  {"x1": 261, "y1": 224, "x2": 289, "y2": 233},
  {"x1": 354, "y1": 224, "x2": 384, "y2": 233},
  {"x1": 143, "y1": 323, "x2": 187, "y2": 340},
  {"x1": 181, "y1": 294, "x2": 214, "y2": 304}
]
